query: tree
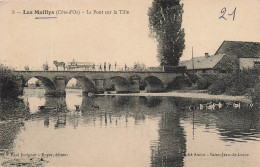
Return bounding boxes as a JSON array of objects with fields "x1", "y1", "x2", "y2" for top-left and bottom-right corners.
[
  {"x1": 133, "y1": 62, "x2": 146, "y2": 71},
  {"x1": 35, "y1": 80, "x2": 42, "y2": 87},
  {"x1": 0, "y1": 64, "x2": 23, "y2": 98},
  {"x1": 148, "y1": 0, "x2": 185, "y2": 66},
  {"x1": 75, "y1": 80, "x2": 83, "y2": 89}
]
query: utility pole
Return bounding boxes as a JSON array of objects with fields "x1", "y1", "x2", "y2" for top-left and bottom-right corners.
[{"x1": 192, "y1": 47, "x2": 195, "y2": 72}]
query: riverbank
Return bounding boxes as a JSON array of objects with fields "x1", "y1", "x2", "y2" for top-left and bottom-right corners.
[{"x1": 99, "y1": 90, "x2": 251, "y2": 103}]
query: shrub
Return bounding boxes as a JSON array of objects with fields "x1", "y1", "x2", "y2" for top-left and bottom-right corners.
[
  {"x1": 207, "y1": 76, "x2": 230, "y2": 94},
  {"x1": 208, "y1": 69, "x2": 260, "y2": 96},
  {"x1": 166, "y1": 76, "x2": 192, "y2": 90},
  {"x1": 193, "y1": 73, "x2": 216, "y2": 90},
  {"x1": 247, "y1": 83, "x2": 260, "y2": 104},
  {"x1": 0, "y1": 64, "x2": 23, "y2": 98}
]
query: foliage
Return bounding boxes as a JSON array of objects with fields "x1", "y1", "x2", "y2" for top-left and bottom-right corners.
[
  {"x1": 0, "y1": 98, "x2": 29, "y2": 120},
  {"x1": 75, "y1": 80, "x2": 83, "y2": 89},
  {"x1": 247, "y1": 83, "x2": 260, "y2": 104},
  {"x1": 207, "y1": 75, "x2": 233, "y2": 95},
  {"x1": 0, "y1": 64, "x2": 23, "y2": 98},
  {"x1": 67, "y1": 80, "x2": 83, "y2": 89},
  {"x1": 195, "y1": 74, "x2": 216, "y2": 90},
  {"x1": 196, "y1": 78, "x2": 210, "y2": 90},
  {"x1": 35, "y1": 80, "x2": 42, "y2": 87},
  {"x1": 208, "y1": 69, "x2": 260, "y2": 95},
  {"x1": 166, "y1": 76, "x2": 192, "y2": 90},
  {"x1": 148, "y1": 0, "x2": 185, "y2": 66},
  {"x1": 132, "y1": 62, "x2": 146, "y2": 71},
  {"x1": 185, "y1": 73, "x2": 216, "y2": 90}
]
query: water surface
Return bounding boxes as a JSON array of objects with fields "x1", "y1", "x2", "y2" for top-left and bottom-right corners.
[{"x1": 0, "y1": 89, "x2": 259, "y2": 167}]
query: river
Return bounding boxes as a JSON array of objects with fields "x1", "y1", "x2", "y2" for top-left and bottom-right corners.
[{"x1": 0, "y1": 88, "x2": 259, "y2": 167}]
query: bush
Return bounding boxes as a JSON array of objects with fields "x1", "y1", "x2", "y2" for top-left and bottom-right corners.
[
  {"x1": 197, "y1": 78, "x2": 212, "y2": 90},
  {"x1": 192, "y1": 73, "x2": 216, "y2": 90},
  {"x1": 208, "y1": 69, "x2": 260, "y2": 95},
  {"x1": 166, "y1": 76, "x2": 192, "y2": 90},
  {"x1": 0, "y1": 64, "x2": 23, "y2": 98},
  {"x1": 247, "y1": 83, "x2": 260, "y2": 103},
  {"x1": 208, "y1": 74, "x2": 233, "y2": 94}
]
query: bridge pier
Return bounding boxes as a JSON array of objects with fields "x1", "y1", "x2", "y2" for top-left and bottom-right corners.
[
  {"x1": 130, "y1": 76, "x2": 140, "y2": 93},
  {"x1": 49, "y1": 77, "x2": 66, "y2": 96},
  {"x1": 93, "y1": 79, "x2": 106, "y2": 93}
]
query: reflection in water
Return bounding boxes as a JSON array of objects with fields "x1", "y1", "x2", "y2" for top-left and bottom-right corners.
[
  {"x1": 139, "y1": 96, "x2": 163, "y2": 108},
  {"x1": 55, "y1": 112, "x2": 67, "y2": 129},
  {"x1": 66, "y1": 91, "x2": 82, "y2": 111},
  {"x1": 151, "y1": 108, "x2": 186, "y2": 167},
  {"x1": 26, "y1": 97, "x2": 45, "y2": 114},
  {"x1": 44, "y1": 115, "x2": 50, "y2": 127},
  {"x1": 0, "y1": 98, "x2": 27, "y2": 162},
  {"x1": 0, "y1": 89, "x2": 259, "y2": 166},
  {"x1": 215, "y1": 110, "x2": 260, "y2": 142}
]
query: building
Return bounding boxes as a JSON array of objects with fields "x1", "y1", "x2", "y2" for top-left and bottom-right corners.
[
  {"x1": 179, "y1": 53, "x2": 237, "y2": 74},
  {"x1": 180, "y1": 41, "x2": 260, "y2": 73},
  {"x1": 215, "y1": 41, "x2": 260, "y2": 69}
]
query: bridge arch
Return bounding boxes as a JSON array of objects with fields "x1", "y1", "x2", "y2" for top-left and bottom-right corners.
[
  {"x1": 66, "y1": 76, "x2": 96, "y2": 95},
  {"x1": 25, "y1": 77, "x2": 56, "y2": 95},
  {"x1": 109, "y1": 76, "x2": 130, "y2": 93},
  {"x1": 142, "y1": 76, "x2": 164, "y2": 92}
]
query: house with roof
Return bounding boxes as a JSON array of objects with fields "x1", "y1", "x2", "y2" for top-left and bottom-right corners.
[
  {"x1": 180, "y1": 41, "x2": 260, "y2": 73},
  {"x1": 215, "y1": 41, "x2": 260, "y2": 69},
  {"x1": 179, "y1": 53, "x2": 237, "y2": 74}
]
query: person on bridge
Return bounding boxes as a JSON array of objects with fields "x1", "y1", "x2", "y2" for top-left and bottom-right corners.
[
  {"x1": 92, "y1": 63, "x2": 95, "y2": 71},
  {"x1": 108, "y1": 63, "x2": 111, "y2": 71},
  {"x1": 99, "y1": 64, "x2": 102, "y2": 71},
  {"x1": 104, "y1": 62, "x2": 106, "y2": 71},
  {"x1": 115, "y1": 62, "x2": 117, "y2": 70},
  {"x1": 125, "y1": 63, "x2": 127, "y2": 71}
]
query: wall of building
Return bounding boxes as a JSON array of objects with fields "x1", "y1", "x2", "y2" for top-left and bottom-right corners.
[
  {"x1": 187, "y1": 69, "x2": 215, "y2": 74},
  {"x1": 239, "y1": 58, "x2": 260, "y2": 69},
  {"x1": 214, "y1": 55, "x2": 238, "y2": 73}
]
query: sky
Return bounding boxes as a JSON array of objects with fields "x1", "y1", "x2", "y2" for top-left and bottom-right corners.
[{"x1": 0, "y1": 0, "x2": 260, "y2": 69}]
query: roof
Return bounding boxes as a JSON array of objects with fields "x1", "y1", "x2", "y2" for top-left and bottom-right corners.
[
  {"x1": 179, "y1": 54, "x2": 226, "y2": 70},
  {"x1": 215, "y1": 41, "x2": 260, "y2": 58}
]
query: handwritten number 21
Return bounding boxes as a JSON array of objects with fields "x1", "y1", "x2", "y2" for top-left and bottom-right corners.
[{"x1": 219, "y1": 7, "x2": 236, "y2": 20}]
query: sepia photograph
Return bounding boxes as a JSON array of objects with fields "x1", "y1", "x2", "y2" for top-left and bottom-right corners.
[{"x1": 0, "y1": 0, "x2": 260, "y2": 166}]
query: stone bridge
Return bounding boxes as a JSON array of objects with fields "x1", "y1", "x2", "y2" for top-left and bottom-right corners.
[{"x1": 14, "y1": 71, "x2": 184, "y2": 96}]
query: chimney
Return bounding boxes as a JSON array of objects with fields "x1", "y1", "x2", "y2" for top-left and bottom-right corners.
[{"x1": 205, "y1": 53, "x2": 210, "y2": 58}]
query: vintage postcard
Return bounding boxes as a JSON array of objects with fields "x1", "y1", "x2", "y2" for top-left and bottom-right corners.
[{"x1": 0, "y1": 0, "x2": 260, "y2": 166}]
